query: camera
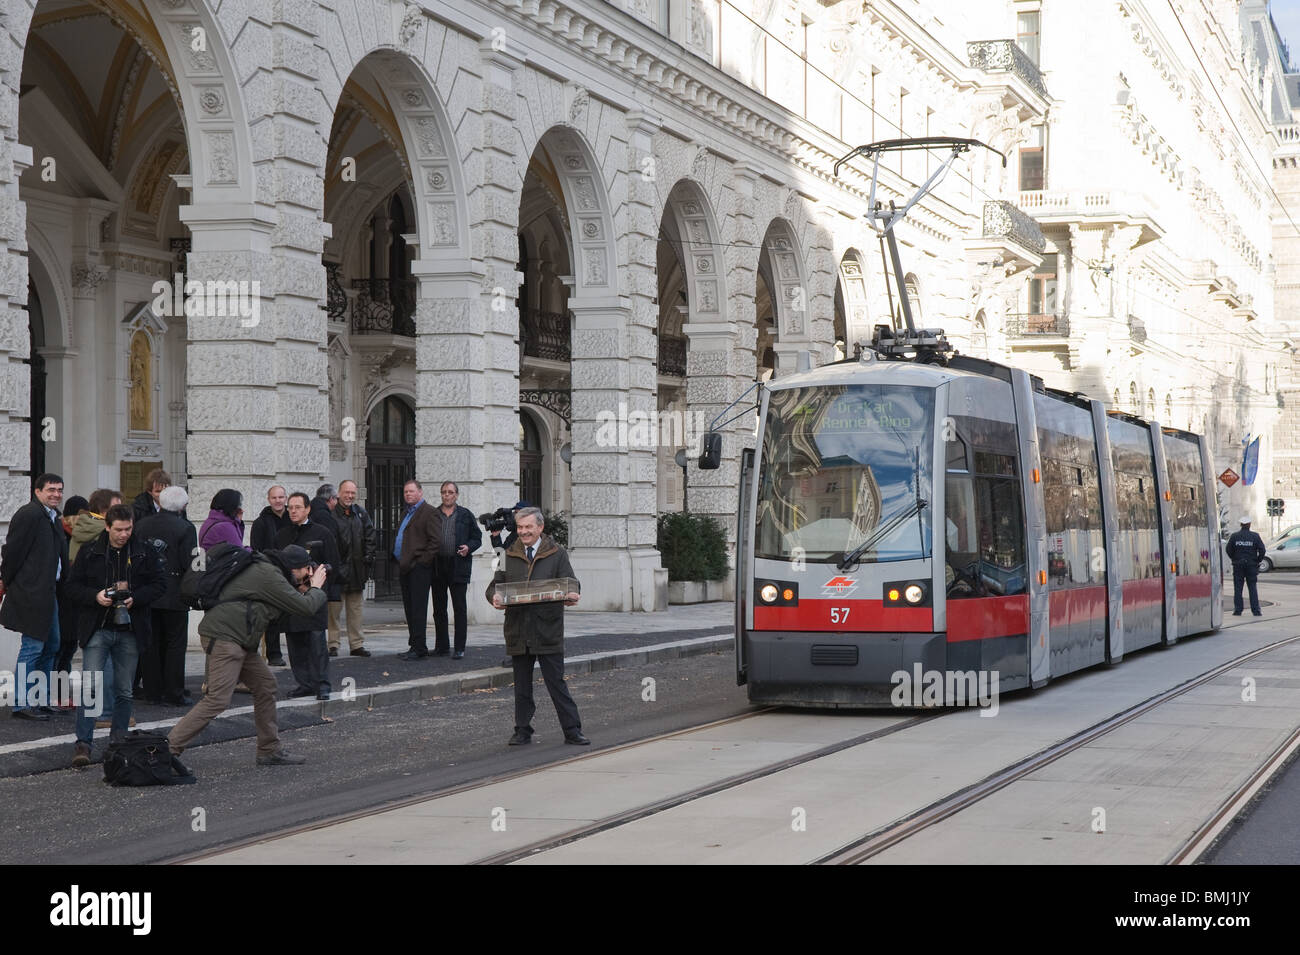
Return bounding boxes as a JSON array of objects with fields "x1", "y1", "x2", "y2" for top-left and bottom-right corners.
[
  {"x1": 104, "y1": 587, "x2": 132, "y2": 627},
  {"x1": 478, "y1": 507, "x2": 515, "y2": 535}
]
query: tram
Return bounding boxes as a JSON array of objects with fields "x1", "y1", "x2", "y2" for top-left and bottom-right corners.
[
  {"x1": 700, "y1": 136, "x2": 1223, "y2": 707},
  {"x1": 710, "y1": 352, "x2": 1221, "y2": 707}
]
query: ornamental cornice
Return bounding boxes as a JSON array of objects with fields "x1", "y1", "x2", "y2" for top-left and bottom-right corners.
[{"x1": 495, "y1": 0, "x2": 970, "y2": 241}]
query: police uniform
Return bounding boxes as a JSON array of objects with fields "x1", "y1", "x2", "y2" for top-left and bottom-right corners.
[{"x1": 1226, "y1": 519, "x2": 1266, "y2": 616}]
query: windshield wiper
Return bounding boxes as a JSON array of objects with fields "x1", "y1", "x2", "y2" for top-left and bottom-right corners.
[{"x1": 837, "y1": 498, "x2": 929, "y2": 570}]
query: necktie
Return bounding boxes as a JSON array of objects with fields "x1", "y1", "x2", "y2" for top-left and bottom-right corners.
[{"x1": 526, "y1": 546, "x2": 534, "y2": 562}]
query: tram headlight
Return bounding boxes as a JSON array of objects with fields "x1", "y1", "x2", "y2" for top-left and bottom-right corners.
[
  {"x1": 760, "y1": 584, "x2": 779, "y2": 603},
  {"x1": 883, "y1": 580, "x2": 930, "y2": 608}
]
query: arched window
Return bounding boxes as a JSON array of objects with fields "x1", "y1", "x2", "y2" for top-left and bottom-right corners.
[
  {"x1": 367, "y1": 395, "x2": 415, "y2": 446},
  {"x1": 1165, "y1": 393, "x2": 1173, "y2": 423},
  {"x1": 1113, "y1": 388, "x2": 1120, "y2": 410},
  {"x1": 903, "y1": 272, "x2": 922, "y2": 326},
  {"x1": 1129, "y1": 382, "x2": 1138, "y2": 413},
  {"x1": 519, "y1": 412, "x2": 543, "y2": 507},
  {"x1": 1147, "y1": 388, "x2": 1155, "y2": 417}
]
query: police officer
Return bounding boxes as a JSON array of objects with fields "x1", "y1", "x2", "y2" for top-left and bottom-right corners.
[{"x1": 1227, "y1": 516, "x2": 1266, "y2": 617}]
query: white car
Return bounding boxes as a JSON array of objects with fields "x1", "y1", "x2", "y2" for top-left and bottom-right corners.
[{"x1": 1258, "y1": 535, "x2": 1300, "y2": 572}]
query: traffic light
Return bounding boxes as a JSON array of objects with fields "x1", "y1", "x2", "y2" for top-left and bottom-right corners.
[{"x1": 1266, "y1": 498, "x2": 1286, "y2": 517}]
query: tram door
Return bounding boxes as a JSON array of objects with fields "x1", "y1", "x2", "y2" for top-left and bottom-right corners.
[{"x1": 365, "y1": 396, "x2": 415, "y2": 599}]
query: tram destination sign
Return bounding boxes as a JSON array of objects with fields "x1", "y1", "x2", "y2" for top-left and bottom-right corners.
[{"x1": 1219, "y1": 468, "x2": 1239, "y2": 488}]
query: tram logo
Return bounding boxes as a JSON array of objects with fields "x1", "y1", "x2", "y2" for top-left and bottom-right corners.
[{"x1": 821, "y1": 575, "x2": 859, "y2": 597}]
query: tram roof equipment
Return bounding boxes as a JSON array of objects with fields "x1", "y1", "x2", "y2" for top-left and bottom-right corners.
[{"x1": 833, "y1": 137, "x2": 1005, "y2": 364}]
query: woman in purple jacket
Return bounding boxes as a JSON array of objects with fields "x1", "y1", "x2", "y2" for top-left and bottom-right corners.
[{"x1": 199, "y1": 489, "x2": 249, "y2": 552}]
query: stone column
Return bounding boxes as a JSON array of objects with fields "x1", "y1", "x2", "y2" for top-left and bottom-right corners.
[
  {"x1": 67, "y1": 261, "x2": 108, "y2": 492},
  {"x1": 465, "y1": 36, "x2": 530, "y2": 623}
]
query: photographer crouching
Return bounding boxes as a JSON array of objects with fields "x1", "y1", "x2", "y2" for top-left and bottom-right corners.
[
  {"x1": 69, "y1": 504, "x2": 167, "y2": 768},
  {"x1": 167, "y1": 545, "x2": 328, "y2": 767}
]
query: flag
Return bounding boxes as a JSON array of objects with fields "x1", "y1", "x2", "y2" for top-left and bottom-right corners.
[{"x1": 1243, "y1": 437, "x2": 1260, "y2": 486}]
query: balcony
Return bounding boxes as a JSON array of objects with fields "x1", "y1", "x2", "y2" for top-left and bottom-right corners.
[
  {"x1": 968, "y1": 40, "x2": 1049, "y2": 100},
  {"x1": 1006, "y1": 313, "x2": 1069, "y2": 338},
  {"x1": 658, "y1": 335, "x2": 687, "y2": 378},
  {"x1": 983, "y1": 200, "x2": 1046, "y2": 255},
  {"x1": 352, "y1": 278, "x2": 416, "y2": 337},
  {"x1": 520, "y1": 307, "x2": 572, "y2": 363},
  {"x1": 1017, "y1": 190, "x2": 1164, "y2": 245}
]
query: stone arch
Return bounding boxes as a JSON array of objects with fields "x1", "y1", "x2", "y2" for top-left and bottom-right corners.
[
  {"x1": 520, "y1": 125, "x2": 619, "y2": 298},
  {"x1": 661, "y1": 178, "x2": 726, "y2": 321},
  {"x1": 326, "y1": 48, "x2": 472, "y2": 264},
  {"x1": 758, "y1": 217, "x2": 811, "y2": 342},
  {"x1": 133, "y1": 0, "x2": 256, "y2": 207},
  {"x1": 837, "y1": 248, "x2": 871, "y2": 349}
]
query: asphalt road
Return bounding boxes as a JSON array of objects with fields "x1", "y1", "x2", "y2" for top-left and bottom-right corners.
[{"x1": 0, "y1": 651, "x2": 751, "y2": 865}]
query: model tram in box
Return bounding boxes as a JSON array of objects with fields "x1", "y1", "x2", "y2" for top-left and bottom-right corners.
[{"x1": 494, "y1": 577, "x2": 580, "y2": 606}]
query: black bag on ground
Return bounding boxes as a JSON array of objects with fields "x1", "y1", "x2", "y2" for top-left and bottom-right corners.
[
  {"x1": 103, "y1": 731, "x2": 197, "y2": 786},
  {"x1": 180, "y1": 542, "x2": 256, "y2": 611}
]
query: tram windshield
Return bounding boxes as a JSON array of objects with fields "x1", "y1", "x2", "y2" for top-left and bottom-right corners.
[{"x1": 755, "y1": 383, "x2": 934, "y2": 563}]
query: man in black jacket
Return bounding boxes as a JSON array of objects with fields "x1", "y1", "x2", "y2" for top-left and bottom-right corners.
[
  {"x1": 430, "y1": 481, "x2": 482, "y2": 659},
  {"x1": 250, "y1": 484, "x2": 292, "y2": 665},
  {"x1": 1, "y1": 473, "x2": 68, "y2": 720},
  {"x1": 274, "y1": 492, "x2": 340, "y2": 699},
  {"x1": 134, "y1": 486, "x2": 198, "y2": 705},
  {"x1": 330, "y1": 479, "x2": 376, "y2": 657},
  {"x1": 130, "y1": 468, "x2": 171, "y2": 523},
  {"x1": 1227, "y1": 516, "x2": 1267, "y2": 616},
  {"x1": 69, "y1": 504, "x2": 167, "y2": 766}
]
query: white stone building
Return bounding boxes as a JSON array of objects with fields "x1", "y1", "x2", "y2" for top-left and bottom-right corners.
[{"x1": 0, "y1": 0, "x2": 1283, "y2": 646}]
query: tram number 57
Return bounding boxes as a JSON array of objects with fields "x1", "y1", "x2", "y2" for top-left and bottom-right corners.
[{"x1": 830, "y1": 607, "x2": 851, "y2": 624}]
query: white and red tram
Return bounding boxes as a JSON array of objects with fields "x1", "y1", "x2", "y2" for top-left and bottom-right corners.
[{"x1": 720, "y1": 353, "x2": 1222, "y2": 707}]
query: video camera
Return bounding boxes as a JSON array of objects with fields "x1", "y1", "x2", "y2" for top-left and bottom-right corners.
[{"x1": 478, "y1": 507, "x2": 515, "y2": 535}]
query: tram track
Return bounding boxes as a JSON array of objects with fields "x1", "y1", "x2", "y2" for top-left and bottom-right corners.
[
  {"x1": 173, "y1": 611, "x2": 1300, "y2": 866},
  {"x1": 164, "y1": 705, "x2": 778, "y2": 865},
  {"x1": 814, "y1": 631, "x2": 1300, "y2": 865}
]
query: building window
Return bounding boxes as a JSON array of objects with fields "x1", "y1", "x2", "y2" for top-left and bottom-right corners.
[
  {"x1": 1026, "y1": 254, "x2": 1057, "y2": 329},
  {"x1": 1017, "y1": 10, "x2": 1041, "y2": 65},
  {"x1": 1020, "y1": 125, "x2": 1045, "y2": 191}
]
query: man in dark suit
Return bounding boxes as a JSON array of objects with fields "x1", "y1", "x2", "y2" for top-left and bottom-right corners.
[
  {"x1": 274, "y1": 492, "x2": 340, "y2": 699},
  {"x1": 1, "y1": 473, "x2": 69, "y2": 720},
  {"x1": 429, "y1": 481, "x2": 482, "y2": 659},
  {"x1": 395, "y1": 479, "x2": 436, "y2": 660}
]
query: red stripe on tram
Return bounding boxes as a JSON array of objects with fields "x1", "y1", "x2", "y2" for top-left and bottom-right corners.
[{"x1": 946, "y1": 595, "x2": 1029, "y2": 642}]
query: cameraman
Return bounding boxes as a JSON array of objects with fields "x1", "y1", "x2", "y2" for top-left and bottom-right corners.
[
  {"x1": 274, "y1": 492, "x2": 340, "y2": 699},
  {"x1": 484, "y1": 500, "x2": 531, "y2": 552},
  {"x1": 167, "y1": 545, "x2": 328, "y2": 767},
  {"x1": 68, "y1": 504, "x2": 167, "y2": 768}
]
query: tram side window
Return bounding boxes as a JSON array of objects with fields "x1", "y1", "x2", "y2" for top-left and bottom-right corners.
[{"x1": 945, "y1": 472, "x2": 1026, "y2": 598}]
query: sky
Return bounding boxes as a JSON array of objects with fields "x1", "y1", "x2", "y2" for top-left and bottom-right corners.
[{"x1": 1274, "y1": 0, "x2": 1300, "y2": 67}]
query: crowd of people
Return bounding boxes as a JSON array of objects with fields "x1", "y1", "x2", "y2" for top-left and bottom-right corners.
[{"x1": 1, "y1": 470, "x2": 589, "y2": 769}]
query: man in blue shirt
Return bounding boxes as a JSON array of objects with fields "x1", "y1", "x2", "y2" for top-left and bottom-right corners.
[{"x1": 394, "y1": 479, "x2": 435, "y2": 659}]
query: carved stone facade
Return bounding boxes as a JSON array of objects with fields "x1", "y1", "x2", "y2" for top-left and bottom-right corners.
[{"x1": 1, "y1": 0, "x2": 1286, "y2": 637}]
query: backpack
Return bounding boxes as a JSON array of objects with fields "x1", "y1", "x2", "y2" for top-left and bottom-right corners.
[
  {"x1": 180, "y1": 542, "x2": 257, "y2": 611},
  {"x1": 103, "y1": 731, "x2": 197, "y2": 786}
]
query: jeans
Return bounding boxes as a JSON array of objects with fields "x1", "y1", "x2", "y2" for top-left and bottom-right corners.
[
  {"x1": 75, "y1": 629, "x2": 139, "y2": 747},
  {"x1": 14, "y1": 596, "x2": 60, "y2": 711}
]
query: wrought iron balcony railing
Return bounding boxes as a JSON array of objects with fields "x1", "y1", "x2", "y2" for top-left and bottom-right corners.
[
  {"x1": 520, "y1": 307, "x2": 572, "y2": 363},
  {"x1": 982, "y1": 200, "x2": 1046, "y2": 255},
  {"x1": 1006, "y1": 313, "x2": 1069, "y2": 337},
  {"x1": 325, "y1": 262, "x2": 348, "y2": 322},
  {"x1": 968, "y1": 40, "x2": 1049, "y2": 99},
  {"x1": 658, "y1": 335, "x2": 687, "y2": 377},
  {"x1": 352, "y1": 278, "x2": 416, "y2": 337}
]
